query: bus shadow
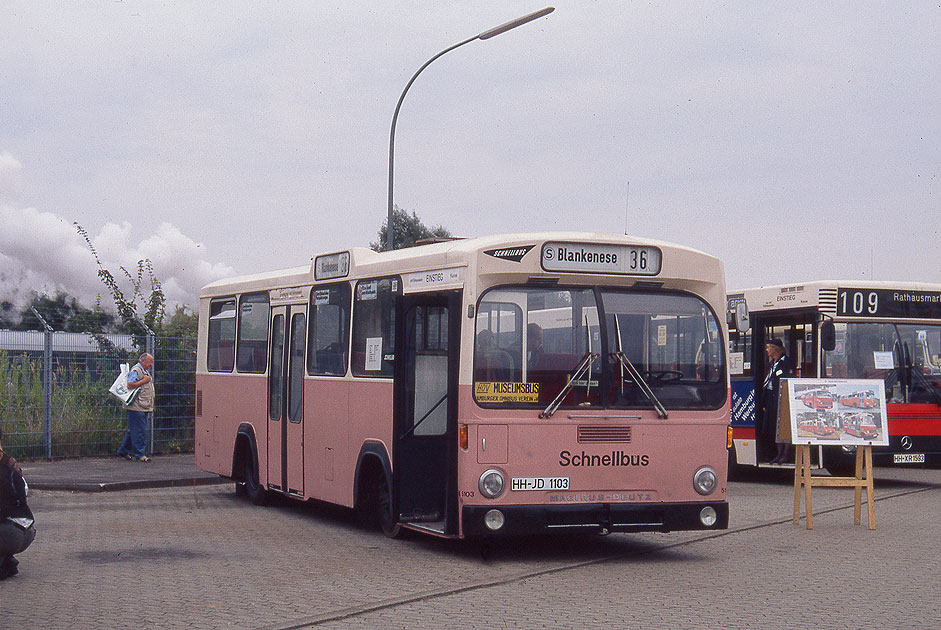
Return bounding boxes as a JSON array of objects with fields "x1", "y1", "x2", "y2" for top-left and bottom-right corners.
[
  {"x1": 221, "y1": 488, "x2": 361, "y2": 526},
  {"x1": 729, "y1": 465, "x2": 940, "y2": 490},
  {"x1": 729, "y1": 466, "x2": 795, "y2": 485},
  {"x1": 415, "y1": 532, "x2": 701, "y2": 565},
  {"x1": 221, "y1": 490, "x2": 704, "y2": 564},
  {"x1": 873, "y1": 476, "x2": 941, "y2": 490}
]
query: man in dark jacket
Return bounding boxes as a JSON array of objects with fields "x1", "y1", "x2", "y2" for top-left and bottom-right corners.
[
  {"x1": 0, "y1": 426, "x2": 36, "y2": 580},
  {"x1": 757, "y1": 338, "x2": 793, "y2": 463}
]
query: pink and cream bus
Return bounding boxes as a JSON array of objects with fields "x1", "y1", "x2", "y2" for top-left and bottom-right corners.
[{"x1": 195, "y1": 232, "x2": 729, "y2": 538}]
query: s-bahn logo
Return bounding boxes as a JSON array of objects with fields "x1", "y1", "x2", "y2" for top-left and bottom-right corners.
[{"x1": 484, "y1": 245, "x2": 534, "y2": 263}]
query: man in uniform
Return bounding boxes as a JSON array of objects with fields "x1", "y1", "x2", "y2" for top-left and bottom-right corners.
[{"x1": 757, "y1": 339, "x2": 792, "y2": 463}]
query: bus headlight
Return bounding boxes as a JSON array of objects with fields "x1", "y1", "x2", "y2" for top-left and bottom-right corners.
[
  {"x1": 484, "y1": 509, "x2": 506, "y2": 531},
  {"x1": 479, "y1": 469, "x2": 505, "y2": 499},
  {"x1": 693, "y1": 466, "x2": 718, "y2": 495},
  {"x1": 699, "y1": 506, "x2": 718, "y2": 527}
]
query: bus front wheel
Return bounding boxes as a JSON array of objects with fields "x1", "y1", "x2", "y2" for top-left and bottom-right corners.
[
  {"x1": 377, "y1": 476, "x2": 402, "y2": 539},
  {"x1": 823, "y1": 447, "x2": 857, "y2": 477}
]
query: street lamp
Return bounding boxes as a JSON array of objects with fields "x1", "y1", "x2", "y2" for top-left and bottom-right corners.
[{"x1": 386, "y1": 7, "x2": 555, "y2": 252}]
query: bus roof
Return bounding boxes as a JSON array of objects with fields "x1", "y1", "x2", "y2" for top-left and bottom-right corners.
[
  {"x1": 201, "y1": 231, "x2": 723, "y2": 298},
  {"x1": 731, "y1": 280, "x2": 941, "y2": 295},
  {"x1": 729, "y1": 280, "x2": 941, "y2": 318}
]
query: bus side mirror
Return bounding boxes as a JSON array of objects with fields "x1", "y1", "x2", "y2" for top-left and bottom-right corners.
[
  {"x1": 820, "y1": 320, "x2": 836, "y2": 352},
  {"x1": 734, "y1": 303, "x2": 750, "y2": 333}
]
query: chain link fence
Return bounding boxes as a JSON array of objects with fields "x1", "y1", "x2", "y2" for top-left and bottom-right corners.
[{"x1": 0, "y1": 330, "x2": 196, "y2": 460}]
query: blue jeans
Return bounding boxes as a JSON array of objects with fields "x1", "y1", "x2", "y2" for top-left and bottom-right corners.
[
  {"x1": 118, "y1": 410, "x2": 148, "y2": 459},
  {"x1": 0, "y1": 520, "x2": 36, "y2": 556}
]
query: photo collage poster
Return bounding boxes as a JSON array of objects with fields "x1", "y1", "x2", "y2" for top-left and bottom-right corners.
[{"x1": 785, "y1": 379, "x2": 889, "y2": 446}]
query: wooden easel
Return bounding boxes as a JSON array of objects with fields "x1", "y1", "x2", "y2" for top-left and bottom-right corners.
[
  {"x1": 777, "y1": 379, "x2": 876, "y2": 530},
  {"x1": 792, "y1": 443, "x2": 875, "y2": 530}
]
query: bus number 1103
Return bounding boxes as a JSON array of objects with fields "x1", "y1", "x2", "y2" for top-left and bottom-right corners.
[{"x1": 511, "y1": 477, "x2": 570, "y2": 491}]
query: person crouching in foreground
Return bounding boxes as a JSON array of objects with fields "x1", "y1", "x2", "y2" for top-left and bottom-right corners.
[{"x1": 0, "y1": 426, "x2": 36, "y2": 580}]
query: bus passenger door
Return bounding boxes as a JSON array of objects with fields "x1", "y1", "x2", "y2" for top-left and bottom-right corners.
[
  {"x1": 393, "y1": 291, "x2": 460, "y2": 535},
  {"x1": 285, "y1": 308, "x2": 306, "y2": 495},
  {"x1": 267, "y1": 308, "x2": 287, "y2": 492},
  {"x1": 267, "y1": 305, "x2": 307, "y2": 495}
]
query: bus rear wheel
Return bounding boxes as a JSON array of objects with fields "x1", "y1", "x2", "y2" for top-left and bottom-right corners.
[{"x1": 242, "y1": 446, "x2": 269, "y2": 506}]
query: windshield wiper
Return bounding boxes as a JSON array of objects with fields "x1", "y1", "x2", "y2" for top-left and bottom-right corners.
[
  {"x1": 610, "y1": 351, "x2": 668, "y2": 418},
  {"x1": 614, "y1": 314, "x2": 625, "y2": 397},
  {"x1": 540, "y1": 352, "x2": 600, "y2": 419}
]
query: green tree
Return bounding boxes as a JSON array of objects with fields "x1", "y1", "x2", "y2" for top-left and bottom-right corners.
[
  {"x1": 370, "y1": 205, "x2": 452, "y2": 252},
  {"x1": 14, "y1": 292, "x2": 115, "y2": 332},
  {"x1": 0, "y1": 300, "x2": 16, "y2": 329},
  {"x1": 161, "y1": 305, "x2": 198, "y2": 339},
  {"x1": 74, "y1": 223, "x2": 165, "y2": 338}
]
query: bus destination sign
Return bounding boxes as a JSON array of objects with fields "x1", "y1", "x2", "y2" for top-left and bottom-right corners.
[
  {"x1": 837, "y1": 288, "x2": 941, "y2": 319},
  {"x1": 541, "y1": 242, "x2": 661, "y2": 276},
  {"x1": 314, "y1": 252, "x2": 350, "y2": 280}
]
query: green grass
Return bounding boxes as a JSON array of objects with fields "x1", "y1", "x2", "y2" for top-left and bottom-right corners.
[{"x1": 0, "y1": 349, "x2": 194, "y2": 460}]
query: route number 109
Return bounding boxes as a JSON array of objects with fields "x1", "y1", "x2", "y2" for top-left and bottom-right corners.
[{"x1": 839, "y1": 291, "x2": 878, "y2": 315}]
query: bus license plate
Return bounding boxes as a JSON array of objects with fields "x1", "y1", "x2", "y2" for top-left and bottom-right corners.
[
  {"x1": 894, "y1": 453, "x2": 925, "y2": 464},
  {"x1": 511, "y1": 477, "x2": 569, "y2": 491}
]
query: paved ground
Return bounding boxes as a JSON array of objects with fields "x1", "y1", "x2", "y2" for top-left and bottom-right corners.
[
  {"x1": 2, "y1": 457, "x2": 940, "y2": 629},
  {"x1": 20, "y1": 453, "x2": 225, "y2": 492}
]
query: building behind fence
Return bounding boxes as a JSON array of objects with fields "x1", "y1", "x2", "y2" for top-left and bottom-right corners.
[{"x1": 0, "y1": 329, "x2": 196, "y2": 460}]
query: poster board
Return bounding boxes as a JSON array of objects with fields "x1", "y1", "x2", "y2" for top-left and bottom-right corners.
[{"x1": 778, "y1": 378, "x2": 889, "y2": 446}]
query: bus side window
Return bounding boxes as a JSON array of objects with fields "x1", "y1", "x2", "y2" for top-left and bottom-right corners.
[
  {"x1": 208, "y1": 298, "x2": 236, "y2": 372},
  {"x1": 308, "y1": 283, "x2": 351, "y2": 376},
  {"x1": 351, "y1": 277, "x2": 400, "y2": 378},
  {"x1": 237, "y1": 292, "x2": 270, "y2": 373}
]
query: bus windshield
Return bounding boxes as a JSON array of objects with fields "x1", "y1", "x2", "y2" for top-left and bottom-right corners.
[
  {"x1": 474, "y1": 287, "x2": 725, "y2": 411},
  {"x1": 823, "y1": 322, "x2": 941, "y2": 403}
]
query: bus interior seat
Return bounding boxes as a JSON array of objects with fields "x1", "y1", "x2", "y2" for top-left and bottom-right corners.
[{"x1": 315, "y1": 348, "x2": 345, "y2": 375}]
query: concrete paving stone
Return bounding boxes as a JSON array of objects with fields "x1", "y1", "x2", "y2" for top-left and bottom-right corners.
[
  {"x1": 1, "y1": 466, "x2": 939, "y2": 629},
  {"x1": 19, "y1": 453, "x2": 226, "y2": 492}
]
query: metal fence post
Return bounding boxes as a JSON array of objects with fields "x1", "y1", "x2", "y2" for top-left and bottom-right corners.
[
  {"x1": 31, "y1": 307, "x2": 55, "y2": 459},
  {"x1": 44, "y1": 330, "x2": 53, "y2": 459},
  {"x1": 1, "y1": 327, "x2": 196, "y2": 460},
  {"x1": 147, "y1": 332, "x2": 155, "y2": 455}
]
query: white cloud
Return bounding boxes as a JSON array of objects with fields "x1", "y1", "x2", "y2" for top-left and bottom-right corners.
[
  {"x1": 1, "y1": 1, "x2": 939, "y2": 294},
  {"x1": 0, "y1": 152, "x2": 23, "y2": 201},
  {"x1": 0, "y1": 165, "x2": 234, "y2": 318}
]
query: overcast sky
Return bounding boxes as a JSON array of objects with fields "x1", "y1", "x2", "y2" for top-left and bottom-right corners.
[{"x1": 2, "y1": 2, "x2": 939, "y2": 312}]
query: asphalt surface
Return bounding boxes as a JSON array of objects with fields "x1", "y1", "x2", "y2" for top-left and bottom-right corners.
[
  {"x1": 4, "y1": 457, "x2": 941, "y2": 629},
  {"x1": 19, "y1": 452, "x2": 226, "y2": 492}
]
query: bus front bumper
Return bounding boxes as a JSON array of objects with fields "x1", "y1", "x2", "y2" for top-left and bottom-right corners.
[{"x1": 461, "y1": 501, "x2": 729, "y2": 537}]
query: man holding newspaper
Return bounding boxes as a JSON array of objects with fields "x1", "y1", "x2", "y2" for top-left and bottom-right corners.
[{"x1": 116, "y1": 353, "x2": 155, "y2": 463}]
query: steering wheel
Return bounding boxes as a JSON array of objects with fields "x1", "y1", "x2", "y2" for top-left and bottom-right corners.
[{"x1": 645, "y1": 369, "x2": 684, "y2": 383}]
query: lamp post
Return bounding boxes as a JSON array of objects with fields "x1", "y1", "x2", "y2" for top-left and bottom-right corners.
[{"x1": 386, "y1": 7, "x2": 555, "y2": 252}]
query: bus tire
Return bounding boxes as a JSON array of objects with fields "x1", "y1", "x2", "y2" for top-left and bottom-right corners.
[
  {"x1": 242, "y1": 444, "x2": 269, "y2": 506},
  {"x1": 823, "y1": 447, "x2": 856, "y2": 477},
  {"x1": 377, "y1": 475, "x2": 402, "y2": 539},
  {"x1": 727, "y1": 447, "x2": 744, "y2": 480}
]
